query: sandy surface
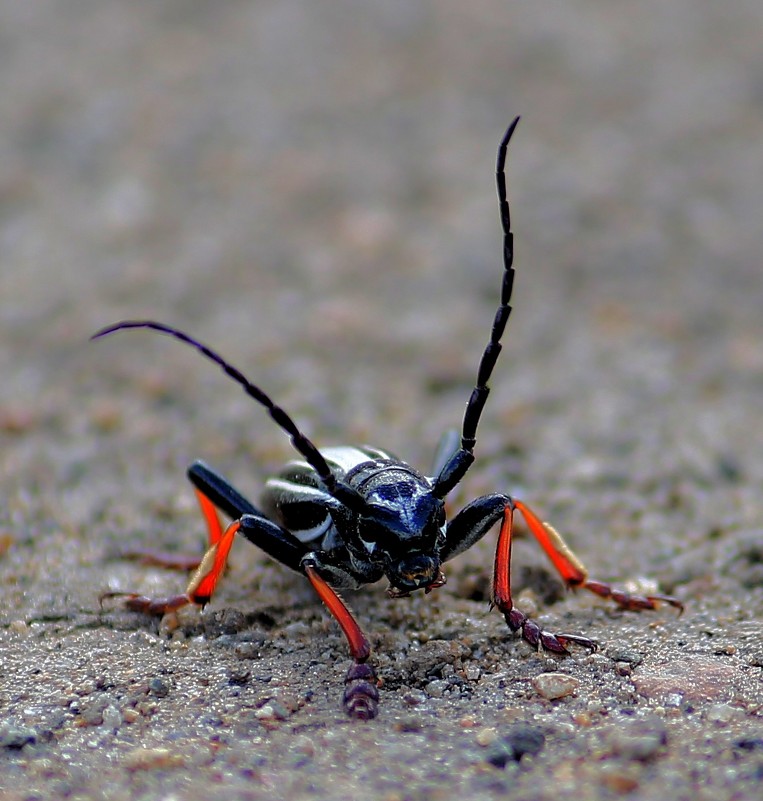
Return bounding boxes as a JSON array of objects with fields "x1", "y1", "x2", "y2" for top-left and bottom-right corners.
[{"x1": 1, "y1": 2, "x2": 762, "y2": 800}]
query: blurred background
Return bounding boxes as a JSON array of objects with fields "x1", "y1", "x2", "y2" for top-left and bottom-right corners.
[
  {"x1": 1, "y1": 3, "x2": 763, "y2": 798},
  {"x1": 1, "y1": 0, "x2": 762, "y2": 619}
]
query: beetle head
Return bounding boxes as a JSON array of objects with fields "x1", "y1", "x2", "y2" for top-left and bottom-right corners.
[{"x1": 354, "y1": 476, "x2": 446, "y2": 592}]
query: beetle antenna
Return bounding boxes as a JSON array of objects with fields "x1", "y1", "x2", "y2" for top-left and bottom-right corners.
[
  {"x1": 433, "y1": 116, "x2": 520, "y2": 498},
  {"x1": 91, "y1": 321, "x2": 367, "y2": 512}
]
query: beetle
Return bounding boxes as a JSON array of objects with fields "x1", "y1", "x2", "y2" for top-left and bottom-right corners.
[{"x1": 93, "y1": 118, "x2": 681, "y2": 719}]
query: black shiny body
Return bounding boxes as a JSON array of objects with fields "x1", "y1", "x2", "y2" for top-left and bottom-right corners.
[{"x1": 188, "y1": 444, "x2": 509, "y2": 596}]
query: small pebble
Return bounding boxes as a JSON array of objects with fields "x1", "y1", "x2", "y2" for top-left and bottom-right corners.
[
  {"x1": 609, "y1": 719, "x2": 667, "y2": 762},
  {"x1": 291, "y1": 735, "x2": 315, "y2": 757},
  {"x1": 532, "y1": 672, "x2": 580, "y2": 700},
  {"x1": 234, "y1": 643, "x2": 260, "y2": 660},
  {"x1": 485, "y1": 724, "x2": 545, "y2": 768},
  {"x1": 255, "y1": 701, "x2": 289, "y2": 721},
  {"x1": 0, "y1": 724, "x2": 37, "y2": 749},
  {"x1": 425, "y1": 679, "x2": 449, "y2": 698},
  {"x1": 611, "y1": 732, "x2": 665, "y2": 762},
  {"x1": 705, "y1": 703, "x2": 741, "y2": 725},
  {"x1": 149, "y1": 678, "x2": 170, "y2": 698},
  {"x1": 123, "y1": 747, "x2": 185, "y2": 771},
  {"x1": 203, "y1": 608, "x2": 247, "y2": 637},
  {"x1": 599, "y1": 764, "x2": 640, "y2": 793},
  {"x1": 608, "y1": 650, "x2": 643, "y2": 667},
  {"x1": 101, "y1": 704, "x2": 122, "y2": 731},
  {"x1": 228, "y1": 668, "x2": 251, "y2": 686},
  {"x1": 283, "y1": 621, "x2": 311, "y2": 638},
  {"x1": 403, "y1": 690, "x2": 427, "y2": 706},
  {"x1": 475, "y1": 727, "x2": 498, "y2": 747},
  {"x1": 664, "y1": 693, "x2": 684, "y2": 708},
  {"x1": 78, "y1": 698, "x2": 109, "y2": 727}
]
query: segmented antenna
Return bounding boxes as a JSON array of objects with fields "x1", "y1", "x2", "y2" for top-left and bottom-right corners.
[
  {"x1": 91, "y1": 321, "x2": 367, "y2": 512},
  {"x1": 433, "y1": 116, "x2": 520, "y2": 498}
]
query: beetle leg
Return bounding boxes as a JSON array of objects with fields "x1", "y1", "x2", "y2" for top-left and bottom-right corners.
[
  {"x1": 303, "y1": 559, "x2": 379, "y2": 720},
  {"x1": 442, "y1": 495, "x2": 596, "y2": 652},
  {"x1": 440, "y1": 493, "x2": 510, "y2": 562},
  {"x1": 102, "y1": 516, "x2": 243, "y2": 614},
  {"x1": 202, "y1": 530, "x2": 380, "y2": 719},
  {"x1": 492, "y1": 504, "x2": 598, "y2": 653},
  {"x1": 100, "y1": 591, "x2": 193, "y2": 615},
  {"x1": 114, "y1": 487, "x2": 222, "y2": 571},
  {"x1": 108, "y1": 459, "x2": 259, "y2": 576},
  {"x1": 105, "y1": 461, "x2": 308, "y2": 615},
  {"x1": 514, "y1": 501, "x2": 683, "y2": 613}
]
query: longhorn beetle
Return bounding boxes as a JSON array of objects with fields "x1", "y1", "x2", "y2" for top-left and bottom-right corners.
[{"x1": 93, "y1": 118, "x2": 681, "y2": 719}]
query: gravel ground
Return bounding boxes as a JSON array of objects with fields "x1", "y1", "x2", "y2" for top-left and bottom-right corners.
[{"x1": 1, "y1": 2, "x2": 762, "y2": 800}]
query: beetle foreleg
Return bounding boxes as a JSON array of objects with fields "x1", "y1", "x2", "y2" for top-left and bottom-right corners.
[
  {"x1": 102, "y1": 516, "x2": 244, "y2": 615},
  {"x1": 104, "y1": 462, "x2": 309, "y2": 615},
  {"x1": 99, "y1": 591, "x2": 194, "y2": 615},
  {"x1": 440, "y1": 493, "x2": 510, "y2": 563},
  {"x1": 101, "y1": 475, "x2": 249, "y2": 615},
  {"x1": 303, "y1": 560, "x2": 379, "y2": 720}
]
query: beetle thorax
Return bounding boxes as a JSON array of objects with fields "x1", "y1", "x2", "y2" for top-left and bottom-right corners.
[{"x1": 346, "y1": 461, "x2": 446, "y2": 591}]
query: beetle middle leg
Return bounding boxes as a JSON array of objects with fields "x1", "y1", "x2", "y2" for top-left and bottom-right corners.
[
  {"x1": 441, "y1": 495, "x2": 597, "y2": 652},
  {"x1": 490, "y1": 503, "x2": 598, "y2": 652},
  {"x1": 442, "y1": 493, "x2": 681, "y2": 653},
  {"x1": 233, "y1": 517, "x2": 380, "y2": 718}
]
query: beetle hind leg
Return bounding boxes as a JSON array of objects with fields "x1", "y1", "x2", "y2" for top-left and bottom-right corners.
[
  {"x1": 513, "y1": 501, "x2": 683, "y2": 614},
  {"x1": 103, "y1": 461, "x2": 280, "y2": 616},
  {"x1": 102, "y1": 514, "x2": 244, "y2": 616}
]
